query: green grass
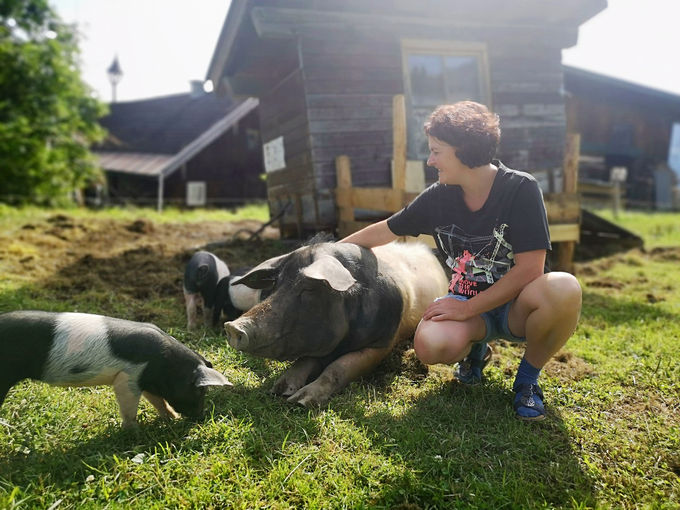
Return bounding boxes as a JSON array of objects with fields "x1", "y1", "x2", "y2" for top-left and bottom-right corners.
[
  {"x1": 593, "y1": 209, "x2": 680, "y2": 249},
  {"x1": 0, "y1": 202, "x2": 271, "y2": 227},
  {"x1": 1, "y1": 206, "x2": 679, "y2": 509}
]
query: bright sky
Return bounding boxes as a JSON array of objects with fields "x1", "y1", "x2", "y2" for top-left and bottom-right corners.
[
  {"x1": 51, "y1": 0, "x2": 680, "y2": 103},
  {"x1": 51, "y1": 0, "x2": 231, "y2": 102}
]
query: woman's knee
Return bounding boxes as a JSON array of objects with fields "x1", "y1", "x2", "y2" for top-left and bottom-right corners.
[
  {"x1": 525, "y1": 272, "x2": 582, "y2": 311},
  {"x1": 547, "y1": 272, "x2": 582, "y2": 310},
  {"x1": 413, "y1": 320, "x2": 472, "y2": 365}
]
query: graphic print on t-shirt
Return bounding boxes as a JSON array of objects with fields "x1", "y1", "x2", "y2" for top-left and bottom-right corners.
[{"x1": 435, "y1": 222, "x2": 514, "y2": 296}]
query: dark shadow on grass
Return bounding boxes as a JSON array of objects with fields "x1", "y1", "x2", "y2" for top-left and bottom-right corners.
[
  {"x1": 0, "y1": 219, "x2": 595, "y2": 507},
  {"x1": 208, "y1": 345, "x2": 597, "y2": 509},
  {"x1": 0, "y1": 383, "x2": 322, "y2": 490},
  {"x1": 0, "y1": 343, "x2": 596, "y2": 509},
  {"x1": 339, "y1": 378, "x2": 594, "y2": 508}
]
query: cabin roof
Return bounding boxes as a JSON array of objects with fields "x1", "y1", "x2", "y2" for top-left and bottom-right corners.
[
  {"x1": 564, "y1": 65, "x2": 680, "y2": 109},
  {"x1": 94, "y1": 93, "x2": 259, "y2": 177},
  {"x1": 206, "y1": 0, "x2": 607, "y2": 93}
]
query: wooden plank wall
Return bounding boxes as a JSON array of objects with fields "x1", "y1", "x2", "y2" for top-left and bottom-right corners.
[
  {"x1": 489, "y1": 46, "x2": 567, "y2": 173},
  {"x1": 258, "y1": 1, "x2": 580, "y2": 236},
  {"x1": 257, "y1": 69, "x2": 315, "y2": 235},
  {"x1": 300, "y1": 30, "x2": 403, "y2": 229}
]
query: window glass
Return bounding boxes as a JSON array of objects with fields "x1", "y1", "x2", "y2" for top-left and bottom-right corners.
[
  {"x1": 405, "y1": 51, "x2": 485, "y2": 160},
  {"x1": 444, "y1": 56, "x2": 480, "y2": 103},
  {"x1": 408, "y1": 55, "x2": 444, "y2": 106}
]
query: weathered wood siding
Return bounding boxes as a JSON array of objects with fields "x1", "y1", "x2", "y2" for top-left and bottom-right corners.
[
  {"x1": 565, "y1": 75, "x2": 678, "y2": 161},
  {"x1": 293, "y1": 29, "x2": 569, "y2": 228},
  {"x1": 257, "y1": 68, "x2": 316, "y2": 234},
  {"x1": 301, "y1": 30, "x2": 402, "y2": 227},
  {"x1": 490, "y1": 46, "x2": 566, "y2": 173},
  {"x1": 564, "y1": 68, "x2": 680, "y2": 206},
  {"x1": 235, "y1": 0, "x2": 591, "y2": 233}
]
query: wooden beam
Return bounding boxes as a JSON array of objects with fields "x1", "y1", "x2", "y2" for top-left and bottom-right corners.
[
  {"x1": 157, "y1": 175, "x2": 164, "y2": 213},
  {"x1": 549, "y1": 223, "x2": 580, "y2": 243},
  {"x1": 250, "y1": 7, "x2": 579, "y2": 47},
  {"x1": 336, "y1": 187, "x2": 406, "y2": 212},
  {"x1": 544, "y1": 192, "x2": 580, "y2": 224},
  {"x1": 335, "y1": 155, "x2": 354, "y2": 224},
  {"x1": 563, "y1": 133, "x2": 580, "y2": 193},
  {"x1": 553, "y1": 132, "x2": 581, "y2": 273}
]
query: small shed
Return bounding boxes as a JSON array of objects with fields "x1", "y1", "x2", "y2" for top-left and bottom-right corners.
[
  {"x1": 94, "y1": 85, "x2": 266, "y2": 209},
  {"x1": 207, "y1": 0, "x2": 606, "y2": 250},
  {"x1": 564, "y1": 66, "x2": 680, "y2": 209}
]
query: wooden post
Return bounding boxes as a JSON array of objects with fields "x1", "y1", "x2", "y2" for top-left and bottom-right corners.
[
  {"x1": 157, "y1": 174, "x2": 164, "y2": 212},
  {"x1": 392, "y1": 94, "x2": 407, "y2": 194},
  {"x1": 563, "y1": 133, "x2": 580, "y2": 194},
  {"x1": 555, "y1": 133, "x2": 580, "y2": 273},
  {"x1": 335, "y1": 155, "x2": 354, "y2": 237}
]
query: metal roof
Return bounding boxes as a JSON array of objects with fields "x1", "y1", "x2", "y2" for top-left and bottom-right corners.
[
  {"x1": 95, "y1": 152, "x2": 175, "y2": 177},
  {"x1": 93, "y1": 96, "x2": 259, "y2": 178}
]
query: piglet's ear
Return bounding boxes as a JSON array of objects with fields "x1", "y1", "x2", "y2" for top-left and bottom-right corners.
[
  {"x1": 301, "y1": 255, "x2": 356, "y2": 292},
  {"x1": 231, "y1": 268, "x2": 278, "y2": 290},
  {"x1": 194, "y1": 365, "x2": 233, "y2": 388},
  {"x1": 195, "y1": 264, "x2": 210, "y2": 285}
]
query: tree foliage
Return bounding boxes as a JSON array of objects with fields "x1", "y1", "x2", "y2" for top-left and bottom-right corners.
[{"x1": 0, "y1": 0, "x2": 106, "y2": 204}]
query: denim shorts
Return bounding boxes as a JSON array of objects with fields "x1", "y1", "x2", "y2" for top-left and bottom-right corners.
[{"x1": 435, "y1": 293, "x2": 526, "y2": 343}]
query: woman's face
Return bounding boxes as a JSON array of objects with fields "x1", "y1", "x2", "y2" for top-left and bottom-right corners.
[{"x1": 426, "y1": 135, "x2": 462, "y2": 185}]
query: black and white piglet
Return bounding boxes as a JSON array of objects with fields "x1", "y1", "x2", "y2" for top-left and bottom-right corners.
[
  {"x1": 183, "y1": 250, "x2": 262, "y2": 330},
  {"x1": 0, "y1": 310, "x2": 232, "y2": 428}
]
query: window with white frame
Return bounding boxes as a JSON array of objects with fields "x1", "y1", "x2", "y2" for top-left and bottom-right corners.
[
  {"x1": 186, "y1": 181, "x2": 207, "y2": 206},
  {"x1": 402, "y1": 40, "x2": 491, "y2": 160}
]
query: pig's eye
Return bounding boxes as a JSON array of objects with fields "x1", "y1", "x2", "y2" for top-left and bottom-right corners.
[{"x1": 299, "y1": 288, "x2": 316, "y2": 303}]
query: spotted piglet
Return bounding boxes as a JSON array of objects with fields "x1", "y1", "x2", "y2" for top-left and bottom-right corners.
[{"x1": 0, "y1": 310, "x2": 232, "y2": 428}]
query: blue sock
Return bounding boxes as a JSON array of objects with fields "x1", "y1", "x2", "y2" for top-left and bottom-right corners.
[
  {"x1": 467, "y1": 341, "x2": 488, "y2": 361},
  {"x1": 514, "y1": 357, "x2": 541, "y2": 386}
]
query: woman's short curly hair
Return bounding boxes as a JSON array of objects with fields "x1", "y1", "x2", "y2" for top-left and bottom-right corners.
[{"x1": 424, "y1": 101, "x2": 500, "y2": 168}]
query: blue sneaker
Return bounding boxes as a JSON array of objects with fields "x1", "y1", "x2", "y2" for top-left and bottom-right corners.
[
  {"x1": 454, "y1": 344, "x2": 492, "y2": 385},
  {"x1": 513, "y1": 382, "x2": 545, "y2": 421}
]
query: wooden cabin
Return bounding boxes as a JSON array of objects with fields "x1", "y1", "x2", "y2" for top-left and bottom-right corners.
[
  {"x1": 207, "y1": 0, "x2": 607, "y2": 263},
  {"x1": 94, "y1": 85, "x2": 266, "y2": 210},
  {"x1": 564, "y1": 66, "x2": 680, "y2": 210}
]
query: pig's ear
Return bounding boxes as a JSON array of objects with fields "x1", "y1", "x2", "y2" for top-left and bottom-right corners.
[
  {"x1": 302, "y1": 255, "x2": 356, "y2": 292},
  {"x1": 194, "y1": 365, "x2": 233, "y2": 387},
  {"x1": 231, "y1": 268, "x2": 278, "y2": 290},
  {"x1": 195, "y1": 264, "x2": 210, "y2": 285}
]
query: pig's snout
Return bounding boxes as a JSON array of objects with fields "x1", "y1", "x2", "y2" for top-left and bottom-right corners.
[{"x1": 224, "y1": 321, "x2": 249, "y2": 351}]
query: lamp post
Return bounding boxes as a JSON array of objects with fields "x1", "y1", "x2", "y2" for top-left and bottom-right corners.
[{"x1": 107, "y1": 55, "x2": 123, "y2": 103}]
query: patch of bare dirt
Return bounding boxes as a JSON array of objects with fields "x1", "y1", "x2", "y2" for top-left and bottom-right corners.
[
  {"x1": 648, "y1": 246, "x2": 680, "y2": 261},
  {"x1": 585, "y1": 280, "x2": 624, "y2": 289},
  {"x1": 0, "y1": 213, "x2": 290, "y2": 323},
  {"x1": 543, "y1": 351, "x2": 595, "y2": 382}
]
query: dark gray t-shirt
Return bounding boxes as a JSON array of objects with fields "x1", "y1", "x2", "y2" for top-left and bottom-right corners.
[{"x1": 387, "y1": 161, "x2": 551, "y2": 297}]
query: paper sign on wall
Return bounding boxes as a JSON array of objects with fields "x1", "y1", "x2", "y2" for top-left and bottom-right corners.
[{"x1": 263, "y1": 136, "x2": 286, "y2": 173}]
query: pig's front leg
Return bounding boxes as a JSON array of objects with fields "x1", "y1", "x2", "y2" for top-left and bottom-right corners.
[
  {"x1": 287, "y1": 346, "x2": 393, "y2": 407},
  {"x1": 203, "y1": 306, "x2": 215, "y2": 329},
  {"x1": 143, "y1": 392, "x2": 180, "y2": 420},
  {"x1": 112, "y1": 372, "x2": 142, "y2": 428},
  {"x1": 271, "y1": 357, "x2": 324, "y2": 397},
  {"x1": 184, "y1": 291, "x2": 203, "y2": 331}
]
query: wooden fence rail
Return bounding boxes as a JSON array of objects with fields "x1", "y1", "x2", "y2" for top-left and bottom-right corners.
[{"x1": 334, "y1": 95, "x2": 581, "y2": 271}]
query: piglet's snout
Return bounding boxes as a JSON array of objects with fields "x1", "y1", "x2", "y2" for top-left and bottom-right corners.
[{"x1": 224, "y1": 321, "x2": 250, "y2": 350}]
